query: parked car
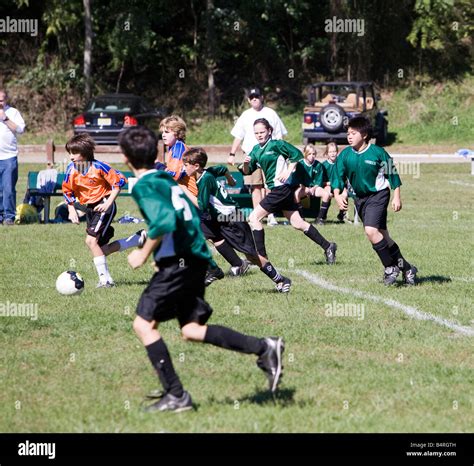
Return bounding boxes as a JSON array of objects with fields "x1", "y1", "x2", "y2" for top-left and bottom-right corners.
[
  {"x1": 73, "y1": 93, "x2": 165, "y2": 144},
  {"x1": 302, "y1": 81, "x2": 388, "y2": 145}
]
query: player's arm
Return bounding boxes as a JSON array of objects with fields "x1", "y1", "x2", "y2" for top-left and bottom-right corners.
[
  {"x1": 277, "y1": 141, "x2": 302, "y2": 182},
  {"x1": 228, "y1": 137, "x2": 242, "y2": 166},
  {"x1": 96, "y1": 165, "x2": 126, "y2": 212},
  {"x1": 380, "y1": 149, "x2": 402, "y2": 212},
  {"x1": 240, "y1": 150, "x2": 257, "y2": 175},
  {"x1": 62, "y1": 168, "x2": 79, "y2": 223},
  {"x1": 332, "y1": 155, "x2": 348, "y2": 210},
  {"x1": 95, "y1": 187, "x2": 120, "y2": 212},
  {"x1": 128, "y1": 237, "x2": 162, "y2": 269},
  {"x1": 180, "y1": 183, "x2": 199, "y2": 208}
]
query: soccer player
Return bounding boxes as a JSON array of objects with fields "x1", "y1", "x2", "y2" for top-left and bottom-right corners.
[
  {"x1": 159, "y1": 115, "x2": 198, "y2": 206},
  {"x1": 184, "y1": 148, "x2": 300, "y2": 291},
  {"x1": 322, "y1": 142, "x2": 349, "y2": 223},
  {"x1": 62, "y1": 133, "x2": 146, "y2": 288},
  {"x1": 119, "y1": 126, "x2": 284, "y2": 413},
  {"x1": 293, "y1": 144, "x2": 333, "y2": 225},
  {"x1": 241, "y1": 119, "x2": 337, "y2": 276},
  {"x1": 331, "y1": 116, "x2": 417, "y2": 285}
]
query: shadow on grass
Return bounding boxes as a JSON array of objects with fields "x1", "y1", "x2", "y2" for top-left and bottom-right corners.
[
  {"x1": 241, "y1": 387, "x2": 297, "y2": 407},
  {"x1": 415, "y1": 275, "x2": 452, "y2": 285},
  {"x1": 116, "y1": 279, "x2": 151, "y2": 286}
]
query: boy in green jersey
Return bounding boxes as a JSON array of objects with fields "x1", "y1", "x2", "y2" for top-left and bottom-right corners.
[
  {"x1": 119, "y1": 126, "x2": 284, "y2": 413},
  {"x1": 184, "y1": 147, "x2": 296, "y2": 290},
  {"x1": 241, "y1": 118, "x2": 337, "y2": 275},
  {"x1": 331, "y1": 117, "x2": 417, "y2": 285}
]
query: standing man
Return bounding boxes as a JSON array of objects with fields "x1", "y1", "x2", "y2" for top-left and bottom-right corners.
[
  {"x1": 0, "y1": 89, "x2": 25, "y2": 225},
  {"x1": 228, "y1": 87, "x2": 287, "y2": 226}
]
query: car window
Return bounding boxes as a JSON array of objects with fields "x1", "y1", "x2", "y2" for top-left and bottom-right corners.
[
  {"x1": 86, "y1": 98, "x2": 137, "y2": 113},
  {"x1": 314, "y1": 85, "x2": 358, "y2": 105}
]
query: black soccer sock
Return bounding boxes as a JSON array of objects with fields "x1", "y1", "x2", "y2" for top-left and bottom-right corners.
[
  {"x1": 389, "y1": 242, "x2": 411, "y2": 271},
  {"x1": 317, "y1": 201, "x2": 330, "y2": 220},
  {"x1": 260, "y1": 261, "x2": 283, "y2": 283},
  {"x1": 297, "y1": 203, "x2": 305, "y2": 220},
  {"x1": 251, "y1": 228, "x2": 267, "y2": 258},
  {"x1": 204, "y1": 325, "x2": 266, "y2": 355},
  {"x1": 372, "y1": 238, "x2": 395, "y2": 268},
  {"x1": 215, "y1": 241, "x2": 242, "y2": 267},
  {"x1": 304, "y1": 224, "x2": 330, "y2": 250},
  {"x1": 145, "y1": 339, "x2": 184, "y2": 397}
]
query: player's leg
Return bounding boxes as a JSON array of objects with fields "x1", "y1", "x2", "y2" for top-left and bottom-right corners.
[
  {"x1": 181, "y1": 321, "x2": 284, "y2": 393},
  {"x1": 102, "y1": 229, "x2": 147, "y2": 256},
  {"x1": 134, "y1": 316, "x2": 191, "y2": 412},
  {"x1": 381, "y1": 229, "x2": 417, "y2": 285},
  {"x1": 315, "y1": 186, "x2": 332, "y2": 225},
  {"x1": 284, "y1": 209, "x2": 337, "y2": 265}
]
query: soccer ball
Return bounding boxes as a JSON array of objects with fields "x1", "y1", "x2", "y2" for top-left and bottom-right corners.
[{"x1": 56, "y1": 271, "x2": 85, "y2": 296}]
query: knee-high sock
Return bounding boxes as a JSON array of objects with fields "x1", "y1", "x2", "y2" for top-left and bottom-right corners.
[
  {"x1": 304, "y1": 225, "x2": 330, "y2": 250},
  {"x1": 204, "y1": 325, "x2": 265, "y2": 355},
  {"x1": 388, "y1": 242, "x2": 411, "y2": 271},
  {"x1": 372, "y1": 239, "x2": 395, "y2": 267}
]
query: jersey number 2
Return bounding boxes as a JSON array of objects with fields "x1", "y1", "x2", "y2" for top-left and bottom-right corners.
[{"x1": 171, "y1": 186, "x2": 192, "y2": 221}]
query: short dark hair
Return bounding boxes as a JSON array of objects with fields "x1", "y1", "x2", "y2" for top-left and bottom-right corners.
[
  {"x1": 119, "y1": 126, "x2": 158, "y2": 169},
  {"x1": 253, "y1": 118, "x2": 273, "y2": 133},
  {"x1": 182, "y1": 147, "x2": 208, "y2": 169},
  {"x1": 65, "y1": 133, "x2": 96, "y2": 161},
  {"x1": 347, "y1": 116, "x2": 372, "y2": 141}
]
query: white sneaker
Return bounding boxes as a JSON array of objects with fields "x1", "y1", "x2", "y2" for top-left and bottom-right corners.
[{"x1": 267, "y1": 214, "x2": 279, "y2": 226}]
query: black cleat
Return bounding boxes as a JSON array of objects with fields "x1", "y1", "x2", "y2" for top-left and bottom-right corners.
[
  {"x1": 383, "y1": 266, "x2": 400, "y2": 285},
  {"x1": 337, "y1": 211, "x2": 346, "y2": 223},
  {"x1": 257, "y1": 337, "x2": 284, "y2": 392},
  {"x1": 136, "y1": 229, "x2": 147, "y2": 248},
  {"x1": 204, "y1": 266, "x2": 225, "y2": 287},
  {"x1": 324, "y1": 242, "x2": 337, "y2": 265},
  {"x1": 315, "y1": 218, "x2": 325, "y2": 226},
  {"x1": 276, "y1": 276, "x2": 292, "y2": 293},
  {"x1": 143, "y1": 391, "x2": 193, "y2": 413},
  {"x1": 230, "y1": 259, "x2": 251, "y2": 277},
  {"x1": 403, "y1": 266, "x2": 418, "y2": 286}
]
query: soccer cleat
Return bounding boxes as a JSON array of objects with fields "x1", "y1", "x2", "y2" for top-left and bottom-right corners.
[
  {"x1": 257, "y1": 337, "x2": 284, "y2": 392},
  {"x1": 96, "y1": 280, "x2": 115, "y2": 288},
  {"x1": 337, "y1": 211, "x2": 346, "y2": 223},
  {"x1": 383, "y1": 266, "x2": 400, "y2": 286},
  {"x1": 315, "y1": 218, "x2": 325, "y2": 226},
  {"x1": 324, "y1": 242, "x2": 337, "y2": 265},
  {"x1": 136, "y1": 229, "x2": 147, "y2": 249},
  {"x1": 204, "y1": 266, "x2": 225, "y2": 286},
  {"x1": 403, "y1": 266, "x2": 418, "y2": 286},
  {"x1": 276, "y1": 276, "x2": 292, "y2": 293},
  {"x1": 267, "y1": 214, "x2": 279, "y2": 226},
  {"x1": 143, "y1": 390, "x2": 193, "y2": 413},
  {"x1": 229, "y1": 259, "x2": 251, "y2": 277}
]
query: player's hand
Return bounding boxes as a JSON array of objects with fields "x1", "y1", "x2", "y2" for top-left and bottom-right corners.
[
  {"x1": 277, "y1": 170, "x2": 290, "y2": 183},
  {"x1": 68, "y1": 209, "x2": 79, "y2": 224},
  {"x1": 94, "y1": 201, "x2": 111, "y2": 213},
  {"x1": 227, "y1": 156, "x2": 235, "y2": 166},
  {"x1": 392, "y1": 197, "x2": 402, "y2": 212},
  {"x1": 243, "y1": 155, "x2": 251, "y2": 164},
  {"x1": 128, "y1": 249, "x2": 147, "y2": 269},
  {"x1": 335, "y1": 194, "x2": 348, "y2": 211}
]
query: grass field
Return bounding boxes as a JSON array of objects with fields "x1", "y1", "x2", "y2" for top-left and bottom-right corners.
[{"x1": 0, "y1": 163, "x2": 473, "y2": 433}]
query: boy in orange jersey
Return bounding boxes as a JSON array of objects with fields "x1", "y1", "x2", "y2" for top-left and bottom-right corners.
[
  {"x1": 158, "y1": 115, "x2": 198, "y2": 206},
  {"x1": 62, "y1": 133, "x2": 146, "y2": 288}
]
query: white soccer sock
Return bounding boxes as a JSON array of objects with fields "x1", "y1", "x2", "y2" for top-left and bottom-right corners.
[
  {"x1": 117, "y1": 232, "x2": 141, "y2": 251},
  {"x1": 93, "y1": 255, "x2": 113, "y2": 283}
]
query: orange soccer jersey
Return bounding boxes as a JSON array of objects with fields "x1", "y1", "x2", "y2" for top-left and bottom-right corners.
[
  {"x1": 165, "y1": 140, "x2": 198, "y2": 197},
  {"x1": 62, "y1": 160, "x2": 127, "y2": 205}
]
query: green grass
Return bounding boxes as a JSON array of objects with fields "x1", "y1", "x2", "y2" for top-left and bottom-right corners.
[
  {"x1": 19, "y1": 77, "x2": 474, "y2": 148},
  {"x1": 1, "y1": 163, "x2": 473, "y2": 432}
]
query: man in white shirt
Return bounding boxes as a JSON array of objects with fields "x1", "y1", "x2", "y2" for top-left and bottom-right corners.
[
  {"x1": 0, "y1": 89, "x2": 26, "y2": 225},
  {"x1": 228, "y1": 88, "x2": 287, "y2": 226}
]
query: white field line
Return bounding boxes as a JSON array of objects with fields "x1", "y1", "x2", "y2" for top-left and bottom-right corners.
[
  {"x1": 448, "y1": 180, "x2": 474, "y2": 187},
  {"x1": 295, "y1": 269, "x2": 474, "y2": 337}
]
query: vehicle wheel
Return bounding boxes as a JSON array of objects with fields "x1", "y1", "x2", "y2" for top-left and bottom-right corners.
[
  {"x1": 376, "y1": 121, "x2": 388, "y2": 146},
  {"x1": 320, "y1": 104, "x2": 345, "y2": 133}
]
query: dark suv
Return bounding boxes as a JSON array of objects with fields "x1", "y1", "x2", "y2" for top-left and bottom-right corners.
[{"x1": 302, "y1": 82, "x2": 388, "y2": 145}]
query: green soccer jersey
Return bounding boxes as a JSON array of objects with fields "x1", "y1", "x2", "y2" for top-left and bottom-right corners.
[
  {"x1": 131, "y1": 169, "x2": 212, "y2": 263},
  {"x1": 197, "y1": 165, "x2": 238, "y2": 220},
  {"x1": 331, "y1": 143, "x2": 401, "y2": 197},
  {"x1": 242, "y1": 139, "x2": 303, "y2": 190},
  {"x1": 323, "y1": 160, "x2": 336, "y2": 182},
  {"x1": 287, "y1": 159, "x2": 327, "y2": 188}
]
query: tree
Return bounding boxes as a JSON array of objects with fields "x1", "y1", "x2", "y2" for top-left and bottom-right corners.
[{"x1": 83, "y1": 0, "x2": 92, "y2": 100}]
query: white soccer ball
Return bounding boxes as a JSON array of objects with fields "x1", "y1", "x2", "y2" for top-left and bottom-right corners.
[{"x1": 56, "y1": 271, "x2": 85, "y2": 296}]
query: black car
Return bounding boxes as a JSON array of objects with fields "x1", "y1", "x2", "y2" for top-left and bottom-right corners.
[
  {"x1": 302, "y1": 81, "x2": 388, "y2": 145},
  {"x1": 73, "y1": 93, "x2": 164, "y2": 144}
]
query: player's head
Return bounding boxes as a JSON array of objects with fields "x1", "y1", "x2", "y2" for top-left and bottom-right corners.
[
  {"x1": 66, "y1": 133, "x2": 96, "y2": 162},
  {"x1": 159, "y1": 115, "x2": 187, "y2": 147},
  {"x1": 183, "y1": 147, "x2": 207, "y2": 177},
  {"x1": 119, "y1": 126, "x2": 158, "y2": 170},
  {"x1": 324, "y1": 141, "x2": 339, "y2": 162},
  {"x1": 247, "y1": 87, "x2": 264, "y2": 110},
  {"x1": 303, "y1": 144, "x2": 317, "y2": 163},
  {"x1": 253, "y1": 118, "x2": 273, "y2": 145},
  {"x1": 347, "y1": 116, "x2": 372, "y2": 147}
]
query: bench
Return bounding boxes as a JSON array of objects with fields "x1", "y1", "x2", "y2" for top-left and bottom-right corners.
[{"x1": 27, "y1": 169, "x2": 320, "y2": 223}]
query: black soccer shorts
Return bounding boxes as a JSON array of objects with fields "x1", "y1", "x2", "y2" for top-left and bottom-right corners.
[
  {"x1": 354, "y1": 188, "x2": 390, "y2": 230},
  {"x1": 260, "y1": 184, "x2": 299, "y2": 213},
  {"x1": 85, "y1": 198, "x2": 116, "y2": 246},
  {"x1": 136, "y1": 256, "x2": 213, "y2": 327}
]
